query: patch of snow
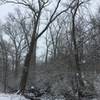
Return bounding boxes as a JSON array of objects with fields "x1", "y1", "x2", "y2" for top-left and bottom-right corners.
[
  {"x1": 83, "y1": 80, "x2": 88, "y2": 86},
  {"x1": 92, "y1": 99, "x2": 97, "y2": 100},
  {"x1": 82, "y1": 60, "x2": 86, "y2": 64},
  {"x1": 0, "y1": 93, "x2": 28, "y2": 100},
  {"x1": 31, "y1": 86, "x2": 35, "y2": 89},
  {"x1": 82, "y1": 72, "x2": 85, "y2": 78},
  {"x1": 16, "y1": 90, "x2": 20, "y2": 94},
  {"x1": 76, "y1": 73, "x2": 79, "y2": 76},
  {"x1": 41, "y1": 94, "x2": 65, "y2": 100}
]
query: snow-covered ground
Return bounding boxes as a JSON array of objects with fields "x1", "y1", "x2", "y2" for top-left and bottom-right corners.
[
  {"x1": 0, "y1": 93, "x2": 98, "y2": 100},
  {"x1": 0, "y1": 93, "x2": 65, "y2": 100},
  {"x1": 0, "y1": 93, "x2": 28, "y2": 100}
]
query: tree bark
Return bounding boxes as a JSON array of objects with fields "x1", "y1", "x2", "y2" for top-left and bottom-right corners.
[
  {"x1": 19, "y1": 32, "x2": 36, "y2": 94},
  {"x1": 15, "y1": 51, "x2": 18, "y2": 77}
]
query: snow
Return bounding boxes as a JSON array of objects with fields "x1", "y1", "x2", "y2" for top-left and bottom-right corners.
[
  {"x1": 0, "y1": 93, "x2": 28, "y2": 100},
  {"x1": 0, "y1": 94, "x2": 65, "y2": 100},
  {"x1": 0, "y1": 93, "x2": 97, "y2": 100},
  {"x1": 31, "y1": 86, "x2": 35, "y2": 89}
]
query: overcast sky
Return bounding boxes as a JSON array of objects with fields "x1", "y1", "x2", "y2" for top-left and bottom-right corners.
[
  {"x1": 0, "y1": 0, "x2": 100, "y2": 58},
  {"x1": 90, "y1": 0, "x2": 100, "y2": 12},
  {"x1": 0, "y1": 0, "x2": 99, "y2": 20}
]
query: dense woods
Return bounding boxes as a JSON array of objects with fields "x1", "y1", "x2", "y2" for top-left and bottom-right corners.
[{"x1": 0, "y1": 0, "x2": 100, "y2": 100}]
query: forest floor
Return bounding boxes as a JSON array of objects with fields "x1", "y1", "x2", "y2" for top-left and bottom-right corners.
[
  {"x1": 0, "y1": 73, "x2": 100, "y2": 100},
  {"x1": 0, "y1": 93, "x2": 28, "y2": 100},
  {"x1": 0, "y1": 94, "x2": 98, "y2": 100},
  {"x1": 0, "y1": 92, "x2": 98, "y2": 100}
]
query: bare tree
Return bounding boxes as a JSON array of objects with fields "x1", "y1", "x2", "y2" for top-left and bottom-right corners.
[
  {"x1": 3, "y1": 12, "x2": 27, "y2": 77},
  {"x1": 0, "y1": 37, "x2": 8, "y2": 93},
  {"x1": 70, "y1": 0, "x2": 91, "y2": 99}
]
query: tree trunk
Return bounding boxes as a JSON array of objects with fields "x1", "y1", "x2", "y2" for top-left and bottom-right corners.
[
  {"x1": 19, "y1": 32, "x2": 36, "y2": 94},
  {"x1": 3, "y1": 51, "x2": 8, "y2": 93},
  {"x1": 15, "y1": 52, "x2": 18, "y2": 77},
  {"x1": 45, "y1": 47, "x2": 48, "y2": 65},
  {"x1": 31, "y1": 41, "x2": 37, "y2": 67},
  {"x1": 72, "y1": 16, "x2": 82, "y2": 100},
  {"x1": 71, "y1": 2, "x2": 84, "y2": 98}
]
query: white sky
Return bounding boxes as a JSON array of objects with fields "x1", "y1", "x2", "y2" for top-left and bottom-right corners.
[
  {"x1": 90, "y1": 0, "x2": 100, "y2": 13},
  {"x1": 0, "y1": 4, "x2": 15, "y2": 21},
  {"x1": 0, "y1": 0, "x2": 99, "y2": 20}
]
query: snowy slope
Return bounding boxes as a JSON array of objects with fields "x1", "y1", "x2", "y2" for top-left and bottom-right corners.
[{"x1": 0, "y1": 93, "x2": 28, "y2": 100}]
